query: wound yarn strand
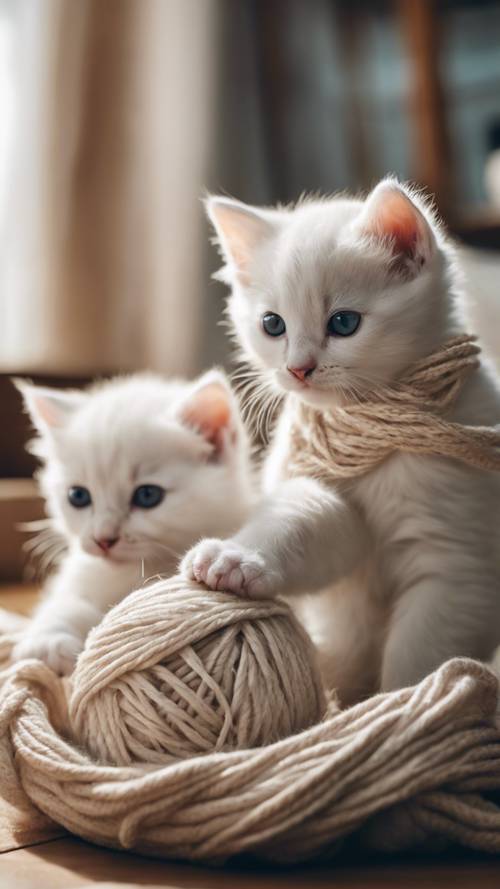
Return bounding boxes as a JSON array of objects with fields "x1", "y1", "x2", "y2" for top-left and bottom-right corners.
[{"x1": 288, "y1": 335, "x2": 500, "y2": 481}]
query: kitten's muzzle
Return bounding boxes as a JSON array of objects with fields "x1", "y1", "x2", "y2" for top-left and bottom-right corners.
[
  {"x1": 287, "y1": 362, "x2": 316, "y2": 383},
  {"x1": 94, "y1": 536, "x2": 119, "y2": 554}
]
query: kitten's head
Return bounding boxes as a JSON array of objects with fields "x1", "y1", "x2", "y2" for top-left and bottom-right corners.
[
  {"x1": 17, "y1": 371, "x2": 251, "y2": 566},
  {"x1": 207, "y1": 178, "x2": 457, "y2": 408}
]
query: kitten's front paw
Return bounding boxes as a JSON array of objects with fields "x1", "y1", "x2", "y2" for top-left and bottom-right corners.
[
  {"x1": 12, "y1": 631, "x2": 83, "y2": 676},
  {"x1": 181, "y1": 538, "x2": 281, "y2": 599}
]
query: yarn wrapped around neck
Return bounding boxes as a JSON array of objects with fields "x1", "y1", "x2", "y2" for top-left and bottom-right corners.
[{"x1": 288, "y1": 334, "x2": 500, "y2": 482}]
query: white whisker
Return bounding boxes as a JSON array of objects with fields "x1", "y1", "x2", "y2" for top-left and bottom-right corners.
[
  {"x1": 234, "y1": 364, "x2": 283, "y2": 445},
  {"x1": 21, "y1": 522, "x2": 67, "y2": 580},
  {"x1": 148, "y1": 539, "x2": 184, "y2": 562}
]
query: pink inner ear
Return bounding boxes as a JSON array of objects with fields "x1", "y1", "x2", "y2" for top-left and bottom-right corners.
[
  {"x1": 364, "y1": 188, "x2": 429, "y2": 258},
  {"x1": 182, "y1": 383, "x2": 232, "y2": 448},
  {"x1": 213, "y1": 205, "x2": 251, "y2": 271},
  {"x1": 210, "y1": 200, "x2": 270, "y2": 285},
  {"x1": 33, "y1": 394, "x2": 66, "y2": 428}
]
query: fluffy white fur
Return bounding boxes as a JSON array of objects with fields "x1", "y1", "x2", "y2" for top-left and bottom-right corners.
[
  {"x1": 182, "y1": 178, "x2": 500, "y2": 704},
  {"x1": 14, "y1": 371, "x2": 254, "y2": 674}
]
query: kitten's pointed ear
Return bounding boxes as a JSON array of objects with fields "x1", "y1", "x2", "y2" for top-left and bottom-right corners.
[
  {"x1": 358, "y1": 179, "x2": 435, "y2": 273},
  {"x1": 178, "y1": 370, "x2": 237, "y2": 456},
  {"x1": 13, "y1": 379, "x2": 85, "y2": 433},
  {"x1": 205, "y1": 196, "x2": 276, "y2": 284}
]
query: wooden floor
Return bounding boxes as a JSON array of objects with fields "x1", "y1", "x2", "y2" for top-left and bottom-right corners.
[{"x1": 1, "y1": 582, "x2": 500, "y2": 889}]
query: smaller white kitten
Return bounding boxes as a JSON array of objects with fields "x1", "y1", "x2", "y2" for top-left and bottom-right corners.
[{"x1": 13, "y1": 370, "x2": 254, "y2": 674}]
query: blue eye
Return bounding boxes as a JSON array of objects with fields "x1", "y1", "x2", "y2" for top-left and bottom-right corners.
[
  {"x1": 131, "y1": 484, "x2": 165, "y2": 509},
  {"x1": 327, "y1": 310, "x2": 361, "y2": 337},
  {"x1": 262, "y1": 312, "x2": 286, "y2": 337},
  {"x1": 68, "y1": 486, "x2": 92, "y2": 508}
]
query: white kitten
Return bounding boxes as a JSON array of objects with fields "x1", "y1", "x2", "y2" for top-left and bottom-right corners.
[
  {"x1": 14, "y1": 370, "x2": 254, "y2": 674},
  {"x1": 182, "y1": 178, "x2": 500, "y2": 704}
]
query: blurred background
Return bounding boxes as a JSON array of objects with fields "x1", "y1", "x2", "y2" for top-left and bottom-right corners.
[{"x1": 0, "y1": 0, "x2": 499, "y2": 582}]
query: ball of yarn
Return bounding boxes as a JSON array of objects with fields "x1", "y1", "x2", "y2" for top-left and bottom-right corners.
[{"x1": 69, "y1": 577, "x2": 326, "y2": 765}]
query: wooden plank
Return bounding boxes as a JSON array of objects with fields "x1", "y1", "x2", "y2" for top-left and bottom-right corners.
[
  {"x1": 0, "y1": 480, "x2": 45, "y2": 583},
  {"x1": 0, "y1": 583, "x2": 39, "y2": 617},
  {"x1": 2, "y1": 838, "x2": 500, "y2": 889}
]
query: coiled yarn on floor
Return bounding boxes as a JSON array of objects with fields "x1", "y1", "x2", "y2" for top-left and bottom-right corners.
[
  {"x1": 69, "y1": 579, "x2": 326, "y2": 764},
  {"x1": 1, "y1": 579, "x2": 500, "y2": 862}
]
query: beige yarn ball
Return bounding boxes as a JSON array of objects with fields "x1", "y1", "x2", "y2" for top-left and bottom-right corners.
[{"x1": 69, "y1": 577, "x2": 326, "y2": 765}]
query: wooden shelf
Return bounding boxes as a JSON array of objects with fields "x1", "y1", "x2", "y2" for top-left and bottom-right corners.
[
  {"x1": 0, "y1": 479, "x2": 44, "y2": 583},
  {"x1": 449, "y1": 211, "x2": 500, "y2": 249}
]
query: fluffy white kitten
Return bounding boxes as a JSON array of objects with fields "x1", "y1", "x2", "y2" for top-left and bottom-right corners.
[
  {"x1": 182, "y1": 177, "x2": 500, "y2": 704},
  {"x1": 14, "y1": 371, "x2": 253, "y2": 674}
]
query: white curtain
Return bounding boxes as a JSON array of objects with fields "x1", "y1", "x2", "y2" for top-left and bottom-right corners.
[{"x1": 0, "y1": 0, "x2": 217, "y2": 377}]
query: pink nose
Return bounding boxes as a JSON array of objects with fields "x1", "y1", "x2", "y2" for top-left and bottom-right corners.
[
  {"x1": 95, "y1": 537, "x2": 119, "y2": 553},
  {"x1": 287, "y1": 362, "x2": 316, "y2": 383}
]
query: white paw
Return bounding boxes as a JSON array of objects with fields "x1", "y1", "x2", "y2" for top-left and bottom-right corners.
[
  {"x1": 12, "y1": 631, "x2": 84, "y2": 676},
  {"x1": 181, "y1": 538, "x2": 281, "y2": 599}
]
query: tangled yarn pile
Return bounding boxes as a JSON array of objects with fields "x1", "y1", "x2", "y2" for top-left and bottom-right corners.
[{"x1": 1, "y1": 577, "x2": 500, "y2": 862}]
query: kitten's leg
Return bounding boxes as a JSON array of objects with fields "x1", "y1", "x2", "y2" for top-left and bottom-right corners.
[
  {"x1": 381, "y1": 573, "x2": 500, "y2": 691},
  {"x1": 12, "y1": 554, "x2": 139, "y2": 674},
  {"x1": 181, "y1": 477, "x2": 368, "y2": 599},
  {"x1": 299, "y1": 571, "x2": 385, "y2": 706}
]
